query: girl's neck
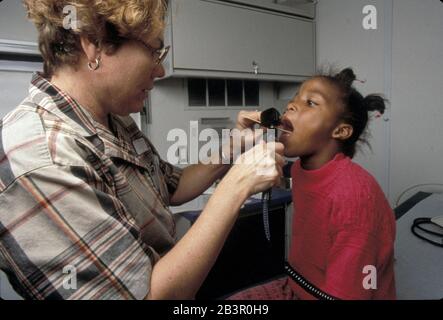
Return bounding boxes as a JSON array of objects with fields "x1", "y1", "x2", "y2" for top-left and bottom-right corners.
[{"x1": 300, "y1": 147, "x2": 342, "y2": 171}]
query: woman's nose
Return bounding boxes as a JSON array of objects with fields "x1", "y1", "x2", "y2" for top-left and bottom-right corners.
[{"x1": 152, "y1": 63, "x2": 166, "y2": 79}]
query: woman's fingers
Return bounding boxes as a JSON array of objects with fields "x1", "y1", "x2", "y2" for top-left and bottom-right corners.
[
  {"x1": 237, "y1": 127, "x2": 264, "y2": 147},
  {"x1": 230, "y1": 141, "x2": 285, "y2": 195},
  {"x1": 266, "y1": 142, "x2": 285, "y2": 157},
  {"x1": 276, "y1": 142, "x2": 285, "y2": 156},
  {"x1": 275, "y1": 154, "x2": 286, "y2": 170},
  {"x1": 261, "y1": 143, "x2": 285, "y2": 186},
  {"x1": 236, "y1": 110, "x2": 261, "y2": 130}
]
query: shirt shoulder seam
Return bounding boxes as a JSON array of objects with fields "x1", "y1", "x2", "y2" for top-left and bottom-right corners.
[{"x1": 0, "y1": 163, "x2": 93, "y2": 196}]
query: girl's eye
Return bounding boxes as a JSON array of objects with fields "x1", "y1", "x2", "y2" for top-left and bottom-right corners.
[{"x1": 307, "y1": 99, "x2": 317, "y2": 107}]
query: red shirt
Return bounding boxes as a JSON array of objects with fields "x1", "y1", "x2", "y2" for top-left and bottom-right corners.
[{"x1": 289, "y1": 153, "x2": 396, "y2": 300}]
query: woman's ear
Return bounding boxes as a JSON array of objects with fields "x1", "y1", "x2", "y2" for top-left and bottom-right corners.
[
  {"x1": 79, "y1": 35, "x2": 101, "y2": 63},
  {"x1": 332, "y1": 123, "x2": 353, "y2": 141}
]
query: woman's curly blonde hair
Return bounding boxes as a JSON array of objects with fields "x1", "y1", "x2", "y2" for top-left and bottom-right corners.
[{"x1": 23, "y1": 0, "x2": 167, "y2": 77}]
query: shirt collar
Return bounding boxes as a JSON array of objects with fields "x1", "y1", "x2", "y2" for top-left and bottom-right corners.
[
  {"x1": 29, "y1": 72, "x2": 154, "y2": 170},
  {"x1": 29, "y1": 72, "x2": 98, "y2": 137},
  {"x1": 291, "y1": 153, "x2": 349, "y2": 190}
]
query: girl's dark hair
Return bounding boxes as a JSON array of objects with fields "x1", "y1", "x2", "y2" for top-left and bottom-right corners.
[{"x1": 319, "y1": 67, "x2": 387, "y2": 158}]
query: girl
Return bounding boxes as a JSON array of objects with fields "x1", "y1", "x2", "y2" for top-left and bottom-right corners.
[{"x1": 229, "y1": 68, "x2": 396, "y2": 300}]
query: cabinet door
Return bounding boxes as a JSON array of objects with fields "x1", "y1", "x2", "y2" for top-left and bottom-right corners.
[
  {"x1": 171, "y1": 0, "x2": 314, "y2": 77},
  {"x1": 220, "y1": 0, "x2": 316, "y2": 19},
  {"x1": 171, "y1": 0, "x2": 265, "y2": 74},
  {"x1": 258, "y1": 13, "x2": 315, "y2": 76}
]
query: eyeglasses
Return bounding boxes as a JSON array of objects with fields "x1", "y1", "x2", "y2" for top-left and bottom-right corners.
[{"x1": 136, "y1": 39, "x2": 170, "y2": 65}]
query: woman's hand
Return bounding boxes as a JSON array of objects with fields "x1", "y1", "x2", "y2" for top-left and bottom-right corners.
[
  {"x1": 222, "y1": 110, "x2": 264, "y2": 163},
  {"x1": 224, "y1": 141, "x2": 285, "y2": 196},
  {"x1": 149, "y1": 141, "x2": 285, "y2": 300},
  {"x1": 236, "y1": 110, "x2": 261, "y2": 130}
]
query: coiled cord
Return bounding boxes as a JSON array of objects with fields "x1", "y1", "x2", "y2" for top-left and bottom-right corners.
[
  {"x1": 284, "y1": 262, "x2": 340, "y2": 300},
  {"x1": 262, "y1": 191, "x2": 271, "y2": 242}
]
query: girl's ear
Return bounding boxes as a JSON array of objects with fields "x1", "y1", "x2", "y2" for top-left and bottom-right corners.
[{"x1": 332, "y1": 123, "x2": 353, "y2": 141}]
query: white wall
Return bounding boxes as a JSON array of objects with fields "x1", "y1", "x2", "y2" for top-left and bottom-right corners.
[
  {"x1": 0, "y1": 0, "x2": 38, "y2": 43},
  {"x1": 316, "y1": 0, "x2": 392, "y2": 198},
  {"x1": 390, "y1": 0, "x2": 443, "y2": 206},
  {"x1": 316, "y1": 0, "x2": 443, "y2": 206},
  {"x1": 148, "y1": 78, "x2": 276, "y2": 161}
]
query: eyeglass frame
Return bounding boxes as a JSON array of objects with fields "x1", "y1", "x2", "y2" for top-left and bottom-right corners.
[{"x1": 135, "y1": 39, "x2": 170, "y2": 65}]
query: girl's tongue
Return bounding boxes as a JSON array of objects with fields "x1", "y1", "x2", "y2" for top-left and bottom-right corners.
[{"x1": 280, "y1": 118, "x2": 294, "y2": 134}]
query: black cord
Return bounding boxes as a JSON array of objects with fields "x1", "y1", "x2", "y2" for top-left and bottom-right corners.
[
  {"x1": 411, "y1": 218, "x2": 443, "y2": 248},
  {"x1": 262, "y1": 190, "x2": 271, "y2": 242},
  {"x1": 284, "y1": 262, "x2": 340, "y2": 300}
]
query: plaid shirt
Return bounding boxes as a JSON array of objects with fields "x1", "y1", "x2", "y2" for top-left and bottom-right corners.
[{"x1": 0, "y1": 73, "x2": 182, "y2": 300}]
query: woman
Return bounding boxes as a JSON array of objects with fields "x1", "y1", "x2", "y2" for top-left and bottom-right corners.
[{"x1": 0, "y1": 0, "x2": 284, "y2": 300}]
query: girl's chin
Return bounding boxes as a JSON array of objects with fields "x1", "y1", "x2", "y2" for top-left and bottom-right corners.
[
  {"x1": 278, "y1": 133, "x2": 291, "y2": 143},
  {"x1": 279, "y1": 138, "x2": 300, "y2": 158},
  {"x1": 284, "y1": 150, "x2": 299, "y2": 158},
  {"x1": 278, "y1": 133, "x2": 296, "y2": 148}
]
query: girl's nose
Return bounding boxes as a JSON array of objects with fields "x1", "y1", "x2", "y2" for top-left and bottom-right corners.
[
  {"x1": 285, "y1": 103, "x2": 297, "y2": 113},
  {"x1": 281, "y1": 113, "x2": 290, "y2": 123}
]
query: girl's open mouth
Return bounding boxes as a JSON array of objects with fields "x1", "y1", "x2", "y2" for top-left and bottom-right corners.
[
  {"x1": 278, "y1": 118, "x2": 294, "y2": 143},
  {"x1": 279, "y1": 119, "x2": 294, "y2": 135}
]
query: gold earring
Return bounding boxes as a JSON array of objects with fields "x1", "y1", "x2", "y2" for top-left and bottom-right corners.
[{"x1": 87, "y1": 57, "x2": 101, "y2": 71}]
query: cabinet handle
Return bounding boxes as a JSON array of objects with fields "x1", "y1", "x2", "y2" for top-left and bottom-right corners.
[
  {"x1": 200, "y1": 118, "x2": 232, "y2": 126},
  {"x1": 252, "y1": 61, "x2": 260, "y2": 75}
]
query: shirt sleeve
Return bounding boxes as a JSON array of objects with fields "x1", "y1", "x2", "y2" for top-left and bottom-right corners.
[
  {"x1": 158, "y1": 158, "x2": 183, "y2": 195},
  {"x1": 323, "y1": 227, "x2": 378, "y2": 300},
  {"x1": 0, "y1": 164, "x2": 155, "y2": 300},
  {"x1": 145, "y1": 137, "x2": 183, "y2": 196}
]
